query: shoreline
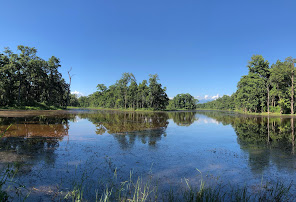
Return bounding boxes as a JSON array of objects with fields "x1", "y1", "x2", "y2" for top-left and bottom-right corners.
[
  {"x1": 2, "y1": 106, "x2": 296, "y2": 117},
  {"x1": 195, "y1": 108, "x2": 296, "y2": 117}
]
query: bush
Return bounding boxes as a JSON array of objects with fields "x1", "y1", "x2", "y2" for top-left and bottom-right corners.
[{"x1": 270, "y1": 106, "x2": 281, "y2": 113}]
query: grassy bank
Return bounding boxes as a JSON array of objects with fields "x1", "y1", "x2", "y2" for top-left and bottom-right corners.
[
  {"x1": 68, "y1": 106, "x2": 200, "y2": 113},
  {"x1": 68, "y1": 106, "x2": 168, "y2": 113},
  {"x1": 0, "y1": 103, "x2": 64, "y2": 111},
  {"x1": 195, "y1": 108, "x2": 296, "y2": 117},
  {"x1": 69, "y1": 106, "x2": 296, "y2": 116}
]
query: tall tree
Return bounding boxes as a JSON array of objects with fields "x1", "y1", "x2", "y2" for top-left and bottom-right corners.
[
  {"x1": 117, "y1": 73, "x2": 135, "y2": 109},
  {"x1": 235, "y1": 73, "x2": 266, "y2": 113},
  {"x1": 270, "y1": 60, "x2": 290, "y2": 114},
  {"x1": 247, "y1": 55, "x2": 270, "y2": 113},
  {"x1": 148, "y1": 74, "x2": 169, "y2": 110},
  {"x1": 286, "y1": 57, "x2": 296, "y2": 114},
  {"x1": 138, "y1": 80, "x2": 149, "y2": 108}
]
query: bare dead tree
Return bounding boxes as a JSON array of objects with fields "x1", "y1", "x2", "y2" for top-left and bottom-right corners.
[{"x1": 66, "y1": 67, "x2": 75, "y2": 108}]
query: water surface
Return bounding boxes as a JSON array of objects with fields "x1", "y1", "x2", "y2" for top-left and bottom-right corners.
[{"x1": 0, "y1": 110, "x2": 295, "y2": 200}]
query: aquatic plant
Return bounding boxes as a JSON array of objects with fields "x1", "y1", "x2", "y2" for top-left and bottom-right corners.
[
  {"x1": 0, "y1": 124, "x2": 12, "y2": 201},
  {"x1": 60, "y1": 168, "x2": 294, "y2": 202},
  {"x1": 0, "y1": 124, "x2": 12, "y2": 138}
]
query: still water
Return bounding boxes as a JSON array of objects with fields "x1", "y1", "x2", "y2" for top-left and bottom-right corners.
[{"x1": 0, "y1": 110, "x2": 296, "y2": 200}]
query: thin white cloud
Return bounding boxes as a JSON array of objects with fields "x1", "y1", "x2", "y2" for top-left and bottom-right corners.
[
  {"x1": 194, "y1": 94, "x2": 222, "y2": 101},
  {"x1": 211, "y1": 94, "x2": 220, "y2": 100},
  {"x1": 71, "y1": 90, "x2": 83, "y2": 97},
  {"x1": 195, "y1": 95, "x2": 215, "y2": 100},
  {"x1": 196, "y1": 117, "x2": 219, "y2": 125}
]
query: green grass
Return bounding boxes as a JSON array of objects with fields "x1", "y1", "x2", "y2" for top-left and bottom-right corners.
[
  {"x1": 68, "y1": 106, "x2": 199, "y2": 113},
  {"x1": 48, "y1": 166, "x2": 294, "y2": 202},
  {"x1": 59, "y1": 169, "x2": 294, "y2": 202},
  {"x1": 68, "y1": 106, "x2": 166, "y2": 113},
  {"x1": 0, "y1": 102, "x2": 65, "y2": 110},
  {"x1": 0, "y1": 162, "x2": 293, "y2": 201},
  {"x1": 195, "y1": 108, "x2": 296, "y2": 117}
]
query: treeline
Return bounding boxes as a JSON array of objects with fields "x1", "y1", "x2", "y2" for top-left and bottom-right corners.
[
  {"x1": 76, "y1": 73, "x2": 200, "y2": 110},
  {"x1": 197, "y1": 55, "x2": 296, "y2": 114},
  {"x1": 0, "y1": 45, "x2": 198, "y2": 111},
  {"x1": 0, "y1": 46, "x2": 70, "y2": 108},
  {"x1": 77, "y1": 73, "x2": 170, "y2": 110}
]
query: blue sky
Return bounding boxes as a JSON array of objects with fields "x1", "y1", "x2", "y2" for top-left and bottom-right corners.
[{"x1": 1, "y1": 0, "x2": 296, "y2": 100}]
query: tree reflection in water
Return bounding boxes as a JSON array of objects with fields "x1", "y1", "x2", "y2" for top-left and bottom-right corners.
[
  {"x1": 78, "y1": 111, "x2": 170, "y2": 149},
  {"x1": 0, "y1": 115, "x2": 76, "y2": 170},
  {"x1": 168, "y1": 112, "x2": 198, "y2": 126},
  {"x1": 0, "y1": 110, "x2": 200, "y2": 168},
  {"x1": 1, "y1": 110, "x2": 295, "y2": 178},
  {"x1": 196, "y1": 111, "x2": 296, "y2": 174}
]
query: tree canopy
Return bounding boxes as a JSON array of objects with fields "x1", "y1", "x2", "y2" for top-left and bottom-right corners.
[
  {"x1": 77, "y1": 73, "x2": 169, "y2": 110},
  {"x1": 197, "y1": 55, "x2": 296, "y2": 114},
  {"x1": 0, "y1": 46, "x2": 69, "y2": 108},
  {"x1": 167, "y1": 93, "x2": 198, "y2": 110}
]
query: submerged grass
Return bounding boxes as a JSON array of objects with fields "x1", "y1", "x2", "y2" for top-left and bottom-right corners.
[
  {"x1": 0, "y1": 124, "x2": 12, "y2": 138},
  {"x1": 0, "y1": 124, "x2": 294, "y2": 201},
  {"x1": 60, "y1": 168, "x2": 294, "y2": 202},
  {"x1": 0, "y1": 165, "x2": 293, "y2": 201},
  {"x1": 0, "y1": 125, "x2": 30, "y2": 201},
  {"x1": 0, "y1": 125, "x2": 294, "y2": 201},
  {"x1": 0, "y1": 165, "x2": 31, "y2": 201}
]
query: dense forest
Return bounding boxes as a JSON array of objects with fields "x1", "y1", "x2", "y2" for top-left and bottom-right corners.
[
  {"x1": 77, "y1": 73, "x2": 170, "y2": 110},
  {"x1": 76, "y1": 73, "x2": 199, "y2": 110},
  {"x1": 197, "y1": 55, "x2": 296, "y2": 114},
  {"x1": 0, "y1": 46, "x2": 70, "y2": 108}
]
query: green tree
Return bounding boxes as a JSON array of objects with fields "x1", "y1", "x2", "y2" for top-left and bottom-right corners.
[
  {"x1": 286, "y1": 57, "x2": 296, "y2": 114},
  {"x1": 170, "y1": 93, "x2": 198, "y2": 110},
  {"x1": 235, "y1": 73, "x2": 266, "y2": 113},
  {"x1": 148, "y1": 74, "x2": 169, "y2": 110},
  {"x1": 0, "y1": 46, "x2": 69, "y2": 108},
  {"x1": 138, "y1": 80, "x2": 149, "y2": 108},
  {"x1": 270, "y1": 60, "x2": 290, "y2": 114},
  {"x1": 128, "y1": 80, "x2": 138, "y2": 109},
  {"x1": 247, "y1": 55, "x2": 270, "y2": 113}
]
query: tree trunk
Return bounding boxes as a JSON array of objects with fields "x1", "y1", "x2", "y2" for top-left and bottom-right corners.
[
  {"x1": 292, "y1": 118, "x2": 295, "y2": 154},
  {"x1": 267, "y1": 116, "x2": 270, "y2": 144},
  {"x1": 18, "y1": 71, "x2": 21, "y2": 106},
  {"x1": 272, "y1": 98, "x2": 274, "y2": 107},
  {"x1": 267, "y1": 84, "x2": 270, "y2": 114},
  {"x1": 125, "y1": 92, "x2": 127, "y2": 109},
  {"x1": 66, "y1": 68, "x2": 73, "y2": 108},
  {"x1": 292, "y1": 62, "x2": 295, "y2": 115}
]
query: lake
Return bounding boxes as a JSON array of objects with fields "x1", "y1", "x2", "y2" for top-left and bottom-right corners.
[{"x1": 0, "y1": 109, "x2": 295, "y2": 201}]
